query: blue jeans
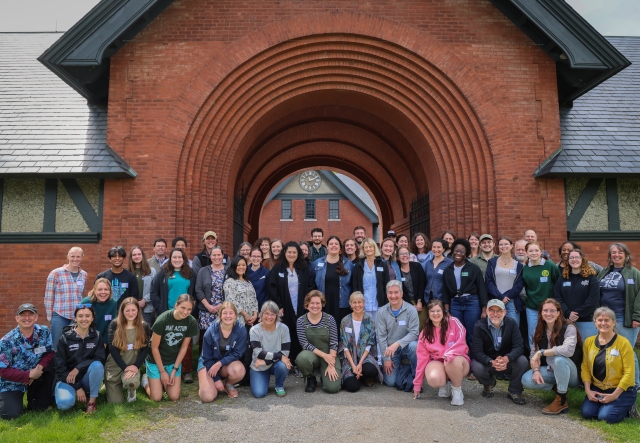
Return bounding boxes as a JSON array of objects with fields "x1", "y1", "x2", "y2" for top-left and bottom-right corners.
[
  {"x1": 383, "y1": 341, "x2": 417, "y2": 388},
  {"x1": 505, "y1": 300, "x2": 519, "y2": 327},
  {"x1": 526, "y1": 308, "x2": 539, "y2": 350},
  {"x1": 250, "y1": 361, "x2": 289, "y2": 398},
  {"x1": 581, "y1": 386, "x2": 638, "y2": 424},
  {"x1": 50, "y1": 312, "x2": 72, "y2": 350},
  {"x1": 450, "y1": 295, "x2": 481, "y2": 358},
  {"x1": 574, "y1": 321, "x2": 598, "y2": 341},
  {"x1": 522, "y1": 356, "x2": 579, "y2": 393},
  {"x1": 55, "y1": 361, "x2": 104, "y2": 410},
  {"x1": 615, "y1": 315, "x2": 639, "y2": 386}
]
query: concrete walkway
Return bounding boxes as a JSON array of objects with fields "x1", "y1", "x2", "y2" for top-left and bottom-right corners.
[{"x1": 126, "y1": 378, "x2": 605, "y2": 442}]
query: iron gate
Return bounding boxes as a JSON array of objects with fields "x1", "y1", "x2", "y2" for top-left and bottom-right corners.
[
  {"x1": 233, "y1": 186, "x2": 246, "y2": 252},
  {"x1": 409, "y1": 193, "x2": 430, "y2": 239}
]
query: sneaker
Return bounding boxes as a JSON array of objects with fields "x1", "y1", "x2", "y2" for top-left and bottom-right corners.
[
  {"x1": 85, "y1": 402, "x2": 97, "y2": 415},
  {"x1": 451, "y1": 386, "x2": 464, "y2": 406},
  {"x1": 305, "y1": 376, "x2": 317, "y2": 393},
  {"x1": 275, "y1": 387, "x2": 286, "y2": 397},
  {"x1": 628, "y1": 403, "x2": 640, "y2": 419},
  {"x1": 482, "y1": 381, "x2": 495, "y2": 398},
  {"x1": 183, "y1": 373, "x2": 194, "y2": 384},
  {"x1": 438, "y1": 381, "x2": 452, "y2": 398},
  {"x1": 467, "y1": 373, "x2": 477, "y2": 381},
  {"x1": 508, "y1": 392, "x2": 526, "y2": 405},
  {"x1": 141, "y1": 374, "x2": 149, "y2": 389},
  {"x1": 293, "y1": 367, "x2": 304, "y2": 378},
  {"x1": 127, "y1": 383, "x2": 137, "y2": 403},
  {"x1": 224, "y1": 383, "x2": 239, "y2": 398}
]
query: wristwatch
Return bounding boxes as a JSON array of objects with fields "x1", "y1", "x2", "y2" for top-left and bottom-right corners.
[
  {"x1": 488, "y1": 359, "x2": 493, "y2": 365},
  {"x1": 539, "y1": 349, "x2": 545, "y2": 357}
]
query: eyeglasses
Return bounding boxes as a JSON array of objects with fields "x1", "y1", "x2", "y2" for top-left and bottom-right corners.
[
  {"x1": 568, "y1": 256, "x2": 581, "y2": 261},
  {"x1": 398, "y1": 252, "x2": 410, "y2": 256},
  {"x1": 76, "y1": 303, "x2": 92, "y2": 309},
  {"x1": 542, "y1": 309, "x2": 557, "y2": 314},
  {"x1": 429, "y1": 310, "x2": 443, "y2": 314}
]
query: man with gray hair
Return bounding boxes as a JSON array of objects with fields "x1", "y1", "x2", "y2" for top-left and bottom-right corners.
[{"x1": 376, "y1": 280, "x2": 419, "y2": 390}]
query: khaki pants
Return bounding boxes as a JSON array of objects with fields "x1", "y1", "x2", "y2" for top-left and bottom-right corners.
[{"x1": 105, "y1": 350, "x2": 141, "y2": 403}]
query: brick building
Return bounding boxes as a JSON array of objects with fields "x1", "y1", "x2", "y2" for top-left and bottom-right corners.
[
  {"x1": 0, "y1": 1, "x2": 639, "y2": 333},
  {"x1": 259, "y1": 170, "x2": 379, "y2": 243}
]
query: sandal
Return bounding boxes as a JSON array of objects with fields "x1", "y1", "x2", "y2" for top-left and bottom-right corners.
[
  {"x1": 224, "y1": 383, "x2": 239, "y2": 398},
  {"x1": 85, "y1": 402, "x2": 97, "y2": 415}
]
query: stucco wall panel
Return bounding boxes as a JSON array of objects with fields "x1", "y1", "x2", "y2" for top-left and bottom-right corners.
[
  {"x1": 618, "y1": 178, "x2": 640, "y2": 231},
  {"x1": 1, "y1": 178, "x2": 45, "y2": 232}
]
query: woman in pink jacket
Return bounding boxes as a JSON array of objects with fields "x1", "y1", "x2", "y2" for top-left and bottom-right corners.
[{"x1": 413, "y1": 299, "x2": 470, "y2": 405}]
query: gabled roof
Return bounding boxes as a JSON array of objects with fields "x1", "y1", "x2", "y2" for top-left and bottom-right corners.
[
  {"x1": 0, "y1": 33, "x2": 135, "y2": 178},
  {"x1": 39, "y1": 0, "x2": 629, "y2": 105},
  {"x1": 534, "y1": 37, "x2": 640, "y2": 178}
]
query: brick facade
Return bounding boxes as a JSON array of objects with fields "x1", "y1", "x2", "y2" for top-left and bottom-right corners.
[{"x1": 2, "y1": 1, "x2": 631, "y2": 333}]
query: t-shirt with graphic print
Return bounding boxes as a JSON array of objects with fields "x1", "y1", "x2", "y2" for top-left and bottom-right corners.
[
  {"x1": 147, "y1": 309, "x2": 198, "y2": 367},
  {"x1": 599, "y1": 268, "x2": 626, "y2": 317}
]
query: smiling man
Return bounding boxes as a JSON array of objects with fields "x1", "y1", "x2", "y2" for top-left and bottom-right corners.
[
  {"x1": 0, "y1": 304, "x2": 55, "y2": 420},
  {"x1": 95, "y1": 246, "x2": 140, "y2": 308}
]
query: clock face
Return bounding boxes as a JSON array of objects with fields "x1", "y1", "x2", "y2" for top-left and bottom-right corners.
[{"x1": 299, "y1": 171, "x2": 322, "y2": 192}]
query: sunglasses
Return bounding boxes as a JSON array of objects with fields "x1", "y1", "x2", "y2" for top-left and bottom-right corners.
[{"x1": 76, "y1": 303, "x2": 92, "y2": 309}]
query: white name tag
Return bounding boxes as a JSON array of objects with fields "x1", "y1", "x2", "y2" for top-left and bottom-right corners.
[
  {"x1": 401, "y1": 277, "x2": 406, "y2": 282},
  {"x1": 563, "y1": 282, "x2": 571, "y2": 287},
  {"x1": 628, "y1": 279, "x2": 635, "y2": 285},
  {"x1": 34, "y1": 346, "x2": 46, "y2": 355},
  {"x1": 376, "y1": 267, "x2": 384, "y2": 272},
  {"x1": 437, "y1": 269, "x2": 444, "y2": 275},
  {"x1": 223, "y1": 259, "x2": 227, "y2": 264},
  {"x1": 279, "y1": 273, "x2": 284, "y2": 278},
  {"x1": 398, "y1": 320, "x2": 406, "y2": 326},
  {"x1": 104, "y1": 315, "x2": 112, "y2": 321},
  {"x1": 121, "y1": 283, "x2": 129, "y2": 288},
  {"x1": 77, "y1": 280, "x2": 84, "y2": 286},
  {"x1": 345, "y1": 327, "x2": 352, "y2": 333},
  {"x1": 259, "y1": 275, "x2": 266, "y2": 280},
  {"x1": 540, "y1": 277, "x2": 548, "y2": 283},
  {"x1": 317, "y1": 263, "x2": 324, "y2": 268},
  {"x1": 497, "y1": 337, "x2": 502, "y2": 343},
  {"x1": 127, "y1": 343, "x2": 134, "y2": 350},
  {"x1": 509, "y1": 269, "x2": 516, "y2": 275},
  {"x1": 611, "y1": 349, "x2": 619, "y2": 357},
  {"x1": 225, "y1": 345, "x2": 230, "y2": 351}
]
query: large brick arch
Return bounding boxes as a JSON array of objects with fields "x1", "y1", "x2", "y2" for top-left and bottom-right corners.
[{"x1": 158, "y1": 12, "x2": 502, "y2": 245}]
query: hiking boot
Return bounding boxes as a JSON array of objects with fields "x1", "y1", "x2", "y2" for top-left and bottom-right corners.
[
  {"x1": 508, "y1": 392, "x2": 526, "y2": 405},
  {"x1": 183, "y1": 373, "x2": 194, "y2": 384},
  {"x1": 438, "y1": 381, "x2": 452, "y2": 398},
  {"x1": 542, "y1": 395, "x2": 568, "y2": 415},
  {"x1": 305, "y1": 376, "x2": 317, "y2": 393},
  {"x1": 482, "y1": 381, "x2": 496, "y2": 398}
]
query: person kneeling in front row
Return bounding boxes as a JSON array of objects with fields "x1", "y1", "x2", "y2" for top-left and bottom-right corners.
[
  {"x1": 471, "y1": 299, "x2": 528, "y2": 405},
  {"x1": 0, "y1": 304, "x2": 55, "y2": 420},
  {"x1": 377, "y1": 280, "x2": 419, "y2": 391}
]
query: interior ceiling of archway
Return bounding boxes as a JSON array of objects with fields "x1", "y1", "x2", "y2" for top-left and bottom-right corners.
[{"x1": 176, "y1": 33, "x2": 496, "y2": 238}]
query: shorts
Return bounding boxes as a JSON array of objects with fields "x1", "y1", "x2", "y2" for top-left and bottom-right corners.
[
  {"x1": 145, "y1": 361, "x2": 182, "y2": 379},
  {"x1": 197, "y1": 356, "x2": 205, "y2": 372}
]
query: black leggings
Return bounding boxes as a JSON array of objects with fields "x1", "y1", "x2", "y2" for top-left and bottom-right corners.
[
  {"x1": 342, "y1": 362, "x2": 378, "y2": 393},
  {"x1": 0, "y1": 366, "x2": 54, "y2": 420}
]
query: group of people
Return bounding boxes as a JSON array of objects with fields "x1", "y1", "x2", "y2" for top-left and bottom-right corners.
[{"x1": 0, "y1": 226, "x2": 638, "y2": 425}]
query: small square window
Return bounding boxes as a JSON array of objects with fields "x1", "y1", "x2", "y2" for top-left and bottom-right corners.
[
  {"x1": 305, "y1": 199, "x2": 316, "y2": 219},
  {"x1": 329, "y1": 200, "x2": 339, "y2": 219},
  {"x1": 281, "y1": 200, "x2": 292, "y2": 219}
]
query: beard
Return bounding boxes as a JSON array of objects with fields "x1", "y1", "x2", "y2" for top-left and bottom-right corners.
[{"x1": 515, "y1": 253, "x2": 527, "y2": 262}]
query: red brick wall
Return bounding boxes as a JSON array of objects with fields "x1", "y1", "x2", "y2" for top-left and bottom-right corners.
[{"x1": 259, "y1": 199, "x2": 373, "y2": 243}]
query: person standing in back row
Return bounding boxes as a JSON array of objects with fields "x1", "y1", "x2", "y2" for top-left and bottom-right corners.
[
  {"x1": 470, "y1": 234, "x2": 497, "y2": 279},
  {"x1": 310, "y1": 228, "x2": 327, "y2": 262},
  {"x1": 96, "y1": 246, "x2": 140, "y2": 309},
  {"x1": 147, "y1": 238, "x2": 168, "y2": 274},
  {"x1": 193, "y1": 231, "x2": 230, "y2": 276}
]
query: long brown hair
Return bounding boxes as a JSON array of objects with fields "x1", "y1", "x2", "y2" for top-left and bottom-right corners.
[
  {"x1": 161, "y1": 248, "x2": 194, "y2": 279},
  {"x1": 87, "y1": 278, "x2": 113, "y2": 303},
  {"x1": 128, "y1": 245, "x2": 152, "y2": 277},
  {"x1": 411, "y1": 232, "x2": 431, "y2": 255},
  {"x1": 420, "y1": 299, "x2": 450, "y2": 345},
  {"x1": 532, "y1": 299, "x2": 582, "y2": 351},
  {"x1": 562, "y1": 249, "x2": 596, "y2": 279},
  {"x1": 112, "y1": 297, "x2": 148, "y2": 351}
]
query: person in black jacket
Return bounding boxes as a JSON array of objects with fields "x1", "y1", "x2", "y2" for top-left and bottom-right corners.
[
  {"x1": 95, "y1": 246, "x2": 140, "y2": 308},
  {"x1": 268, "y1": 241, "x2": 316, "y2": 365},
  {"x1": 397, "y1": 246, "x2": 427, "y2": 328},
  {"x1": 54, "y1": 304, "x2": 106, "y2": 414},
  {"x1": 470, "y1": 299, "x2": 528, "y2": 405},
  {"x1": 352, "y1": 238, "x2": 391, "y2": 318},
  {"x1": 554, "y1": 248, "x2": 600, "y2": 340},
  {"x1": 442, "y1": 239, "x2": 488, "y2": 356},
  {"x1": 192, "y1": 231, "x2": 230, "y2": 275}
]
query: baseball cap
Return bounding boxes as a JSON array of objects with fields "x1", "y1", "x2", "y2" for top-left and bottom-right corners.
[
  {"x1": 486, "y1": 299, "x2": 505, "y2": 310},
  {"x1": 202, "y1": 231, "x2": 217, "y2": 240},
  {"x1": 386, "y1": 230, "x2": 397, "y2": 237},
  {"x1": 17, "y1": 303, "x2": 37, "y2": 315},
  {"x1": 479, "y1": 234, "x2": 494, "y2": 242}
]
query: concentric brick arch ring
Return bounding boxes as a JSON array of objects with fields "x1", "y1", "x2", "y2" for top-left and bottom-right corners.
[{"x1": 168, "y1": 13, "x2": 498, "y2": 243}]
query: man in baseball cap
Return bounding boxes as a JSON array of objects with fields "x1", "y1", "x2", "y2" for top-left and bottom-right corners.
[
  {"x1": 192, "y1": 230, "x2": 229, "y2": 276},
  {"x1": 0, "y1": 303, "x2": 55, "y2": 419},
  {"x1": 470, "y1": 298, "x2": 528, "y2": 405},
  {"x1": 470, "y1": 234, "x2": 497, "y2": 278}
]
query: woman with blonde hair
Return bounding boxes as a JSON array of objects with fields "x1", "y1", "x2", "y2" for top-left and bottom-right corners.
[
  {"x1": 105, "y1": 298, "x2": 151, "y2": 403},
  {"x1": 351, "y1": 238, "x2": 390, "y2": 323},
  {"x1": 81, "y1": 278, "x2": 117, "y2": 343}
]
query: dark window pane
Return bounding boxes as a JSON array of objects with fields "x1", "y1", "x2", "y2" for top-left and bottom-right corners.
[
  {"x1": 281, "y1": 200, "x2": 292, "y2": 219},
  {"x1": 305, "y1": 199, "x2": 316, "y2": 219},
  {"x1": 329, "y1": 199, "x2": 339, "y2": 219}
]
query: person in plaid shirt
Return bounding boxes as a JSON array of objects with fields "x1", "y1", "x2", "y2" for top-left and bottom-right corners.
[{"x1": 44, "y1": 247, "x2": 88, "y2": 348}]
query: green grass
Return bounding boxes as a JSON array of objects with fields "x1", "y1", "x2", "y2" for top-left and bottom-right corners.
[{"x1": 526, "y1": 347, "x2": 640, "y2": 443}]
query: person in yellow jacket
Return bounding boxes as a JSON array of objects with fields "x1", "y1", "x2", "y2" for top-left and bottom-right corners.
[{"x1": 581, "y1": 307, "x2": 638, "y2": 423}]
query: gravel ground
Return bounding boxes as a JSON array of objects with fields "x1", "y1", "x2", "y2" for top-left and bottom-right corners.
[{"x1": 125, "y1": 377, "x2": 606, "y2": 443}]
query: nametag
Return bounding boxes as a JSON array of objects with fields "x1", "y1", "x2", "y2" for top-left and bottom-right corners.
[
  {"x1": 77, "y1": 280, "x2": 84, "y2": 286},
  {"x1": 127, "y1": 344, "x2": 134, "y2": 350},
  {"x1": 509, "y1": 269, "x2": 516, "y2": 275},
  {"x1": 401, "y1": 277, "x2": 406, "y2": 282},
  {"x1": 611, "y1": 349, "x2": 619, "y2": 357},
  {"x1": 398, "y1": 320, "x2": 406, "y2": 326},
  {"x1": 34, "y1": 346, "x2": 46, "y2": 355},
  {"x1": 121, "y1": 283, "x2": 129, "y2": 288},
  {"x1": 628, "y1": 279, "x2": 635, "y2": 285},
  {"x1": 563, "y1": 282, "x2": 571, "y2": 287},
  {"x1": 225, "y1": 345, "x2": 230, "y2": 351},
  {"x1": 345, "y1": 327, "x2": 352, "y2": 333},
  {"x1": 376, "y1": 267, "x2": 384, "y2": 272},
  {"x1": 260, "y1": 275, "x2": 266, "y2": 280},
  {"x1": 497, "y1": 337, "x2": 502, "y2": 343},
  {"x1": 104, "y1": 315, "x2": 112, "y2": 321},
  {"x1": 461, "y1": 272, "x2": 468, "y2": 277},
  {"x1": 540, "y1": 277, "x2": 548, "y2": 282},
  {"x1": 317, "y1": 263, "x2": 324, "y2": 268},
  {"x1": 437, "y1": 269, "x2": 444, "y2": 275},
  {"x1": 279, "y1": 273, "x2": 284, "y2": 278},
  {"x1": 223, "y1": 259, "x2": 227, "y2": 264}
]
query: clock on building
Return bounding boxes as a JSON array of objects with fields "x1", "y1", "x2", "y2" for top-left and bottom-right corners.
[{"x1": 299, "y1": 171, "x2": 322, "y2": 192}]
